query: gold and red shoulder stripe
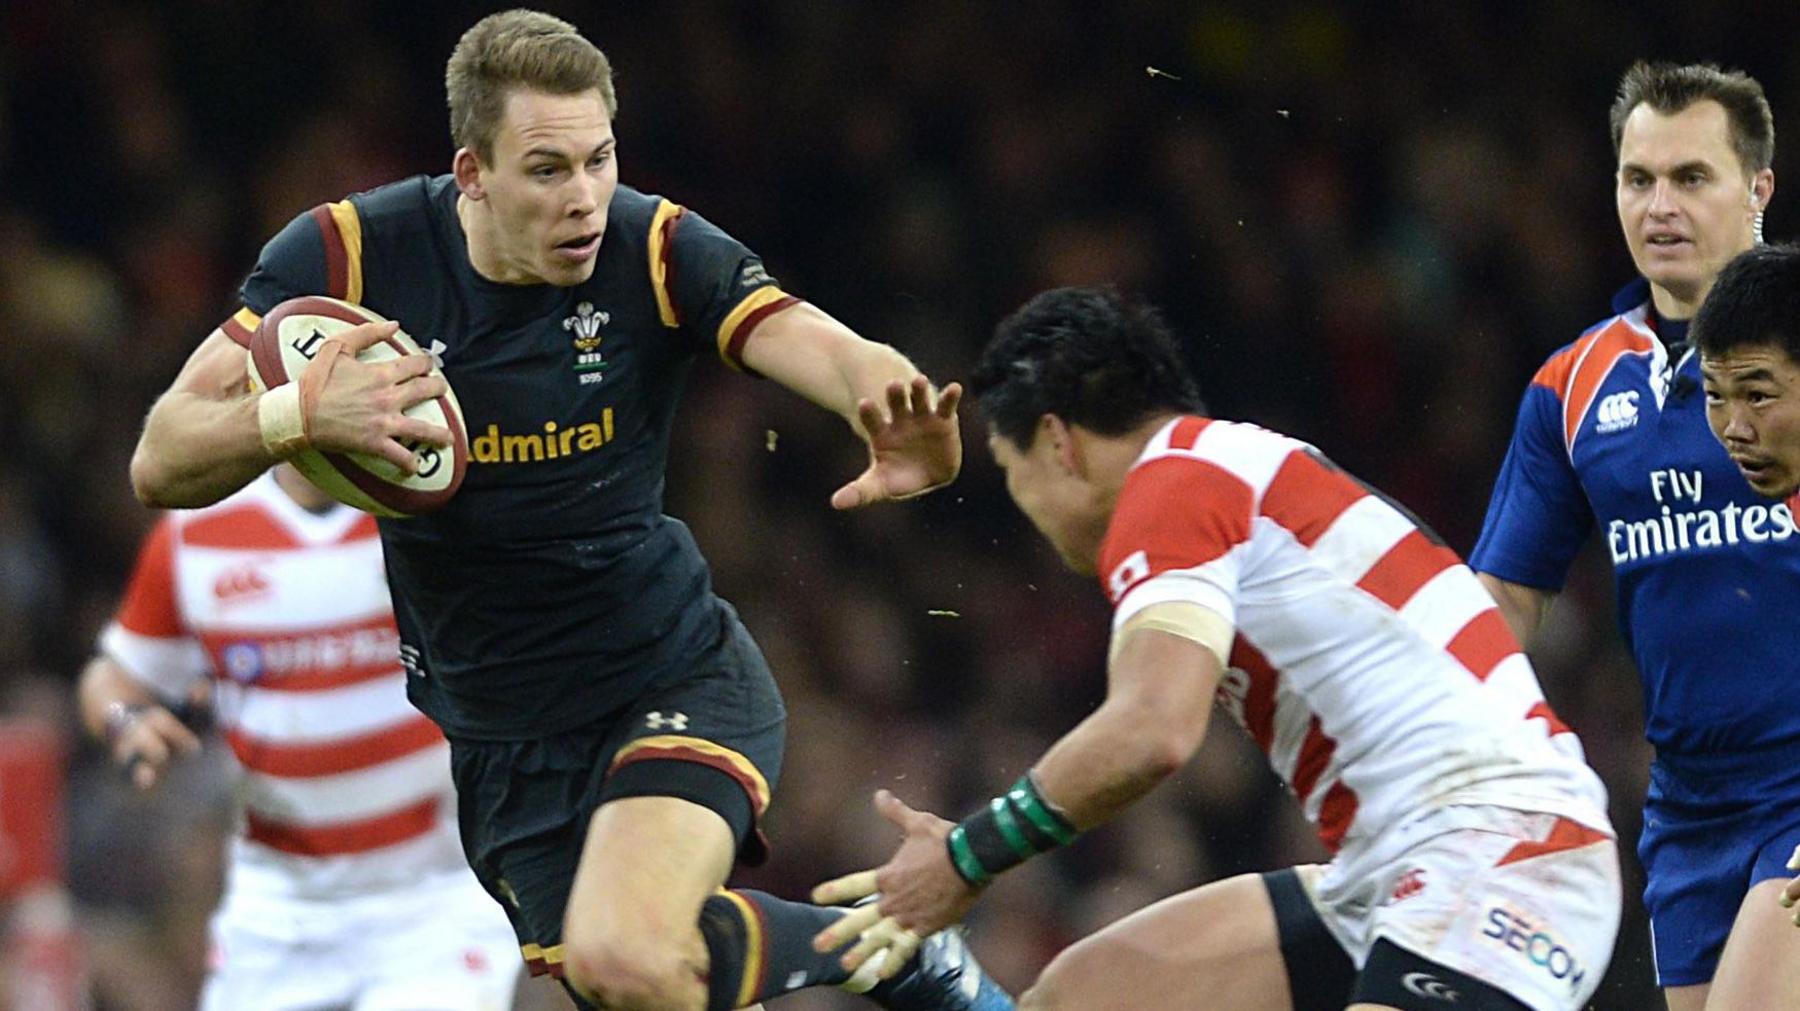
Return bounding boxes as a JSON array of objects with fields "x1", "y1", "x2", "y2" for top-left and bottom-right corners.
[
  {"x1": 310, "y1": 199, "x2": 366, "y2": 303},
  {"x1": 609, "y1": 735, "x2": 772, "y2": 817},
  {"x1": 216, "y1": 199, "x2": 365, "y2": 346},
  {"x1": 220, "y1": 306, "x2": 262, "y2": 347},
  {"x1": 716, "y1": 288, "x2": 799, "y2": 373},
  {"x1": 649, "y1": 199, "x2": 686, "y2": 328}
]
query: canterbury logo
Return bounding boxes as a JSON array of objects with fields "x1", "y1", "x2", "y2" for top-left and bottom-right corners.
[
  {"x1": 645, "y1": 711, "x2": 688, "y2": 731},
  {"x1": 472, "y1": 408, "x2": 615, "y2": 465},
  {"x1": 1594, "y1": 390, "x2": 1639, "y2": 434},
  {"x1": 1389, "y1": 868, "x2": 1427, "y2": 904},
  {"x1": 1401, "y1": 972, "x2": 1459, "y2": 1002}
]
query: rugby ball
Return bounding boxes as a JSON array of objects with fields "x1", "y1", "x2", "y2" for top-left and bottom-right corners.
[{"x1": 246, "y1": 296, "x2": 468, "y2": 517}]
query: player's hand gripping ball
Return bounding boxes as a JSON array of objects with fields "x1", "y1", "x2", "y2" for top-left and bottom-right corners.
[{"x1": 246, "y1": 296, "x2": 468, "y2": 517}]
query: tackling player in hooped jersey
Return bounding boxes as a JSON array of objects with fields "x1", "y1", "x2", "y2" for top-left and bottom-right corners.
[
  {"x1": 126, "y1": 10, "x2": 1010, "y2": 1011},
  {"x1": 816, "y1": 287, "x2": 1621, "y2": 1011},
  {"x1": 1471, "y1": 63, "x2": 1800, "y2": 1009}
]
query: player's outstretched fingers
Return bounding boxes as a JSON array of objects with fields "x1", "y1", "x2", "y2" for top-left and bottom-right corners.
[
  {"x1": 885, "y1": 379, "x2": 911, "y2": 421},
  {"x1": 909, "y1": 375, "x2": 932, "y2": 415},
  {"x1": 857, "y1": 396, "x2": 888, "y2": 436},
  {"x1": 936, "y1": 382, "x2": 962, "y2": 419},
  {"x1": 813, "y1": 869, "x2": 880, "y2": 907},
  {"x1": 812, "y1": 897, "x2": 883, "y2": 954},
  {"x1": 872, "y1": 788, "x2": 922, "y2": 828}
]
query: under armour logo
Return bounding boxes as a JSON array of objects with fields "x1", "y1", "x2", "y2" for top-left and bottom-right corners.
[
  {"x1": 645, "y1": 711, "x2": 688, "y2": 731},
  {"x1": 1402, "y1": 971, "x2": 1459, "y2": 1003},
  {"x1": 426, "y1": 339, "x2": 448, "y2": 370}
]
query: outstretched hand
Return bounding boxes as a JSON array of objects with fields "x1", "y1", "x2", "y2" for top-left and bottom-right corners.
[
  {"x1": 810, "y1": 790, "x2": 982, "y2": 979},
  {"x1": 831, "y1": 377, "x2": 962, "y2": 510}
]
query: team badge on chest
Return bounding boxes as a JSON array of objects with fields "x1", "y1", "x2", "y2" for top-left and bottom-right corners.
[{"x1": 563, "y1": 301, "x2": 610, "y2": 385}]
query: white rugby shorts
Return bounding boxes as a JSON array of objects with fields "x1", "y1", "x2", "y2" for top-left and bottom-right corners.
[
  {"x1": 199, "y1": 869, "x2": 521, "y2": 1011},
  {"x1": 1305, "y1": 805, "x2": 1622, "y2": 1011}
]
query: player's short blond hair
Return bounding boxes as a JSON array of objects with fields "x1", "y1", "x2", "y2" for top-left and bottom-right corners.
[{"x1": 446, "y1": 9, "x2": 617, "y2": 164}]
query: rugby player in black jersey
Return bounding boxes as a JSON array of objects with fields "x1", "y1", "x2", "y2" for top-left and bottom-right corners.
[{"x1": 128, "y1": 10, "x2": 1010, "y2": 1011}]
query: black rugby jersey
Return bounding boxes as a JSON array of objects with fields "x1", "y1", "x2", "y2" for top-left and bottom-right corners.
[{"x1": 222, "y1": 176, "x2": 796, "y2": 738}]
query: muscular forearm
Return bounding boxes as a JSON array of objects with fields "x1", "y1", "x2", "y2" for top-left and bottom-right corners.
[
  {"x1": 1032, "y1": 697, "x2": 1197, "y2": 829},
  {"x1": 1033, "y1": 627, "x2": 1218, "y2": 830},
  {"x1": 743, "y1": 302, "x2": 922, "y2": 428},
  {"x1": 131, "y1": 390, "x2": 276, "y2": 507}
]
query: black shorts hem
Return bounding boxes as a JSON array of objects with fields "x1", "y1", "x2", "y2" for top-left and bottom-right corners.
[
  {"x1": 1263, "y1": 868, "x2": 1356, "y2": 1011},
  {"x1": 601, "y1": 755, "x2": 770, "y2": 865},
  {"x1": 1352, "y1": 938, "x2": 1533, "y2": 1011}
]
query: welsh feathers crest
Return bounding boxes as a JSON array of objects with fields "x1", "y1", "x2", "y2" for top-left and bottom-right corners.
[{"x1": 563, "y1": 301, "x2": 609, "y2": 352}]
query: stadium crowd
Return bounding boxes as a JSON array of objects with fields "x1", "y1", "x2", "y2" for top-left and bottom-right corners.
[{"x1": 4, "y1": 2, "x2": 1799, "y2": 1007}]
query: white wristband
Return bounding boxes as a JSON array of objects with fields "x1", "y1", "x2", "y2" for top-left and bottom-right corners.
[{"x1": 257, "y1": 384, "x2": 309, "y2": 456}]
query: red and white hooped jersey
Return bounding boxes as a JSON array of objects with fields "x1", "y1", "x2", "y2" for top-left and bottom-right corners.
[
  {"x1": 1101, "y1": 417, "x2": 1611, "y2": 855},
  {"x1": 100, "y1": 472, "x2": 467, "y2": 901}
]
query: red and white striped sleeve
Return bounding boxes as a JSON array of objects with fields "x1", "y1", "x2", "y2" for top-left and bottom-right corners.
[
  {"x1": 98, "y1": 518, "x2": 210, "y2": 701},
  {"x1": 1098, "y1": 453, "x2": 1254, "y2": 633}
]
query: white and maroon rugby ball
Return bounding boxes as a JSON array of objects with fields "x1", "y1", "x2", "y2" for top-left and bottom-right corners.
[{"x1": 245, "y1": 296, "x2": 467, "y2": 518}]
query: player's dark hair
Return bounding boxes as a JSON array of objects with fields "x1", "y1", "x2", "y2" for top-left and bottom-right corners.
[
  {"x1": 1693, "y1": 244, "x2": 1800, "y2": 364},
  {"x1": 447, "y1": 9, "x2": 617, "y2": 163},
  {"x1": 972, "y1": 287, "x2": 1204, "y2": 449},
  {"x1": 1610, "y1": 61, "x2": 1775, "y2": 174}
]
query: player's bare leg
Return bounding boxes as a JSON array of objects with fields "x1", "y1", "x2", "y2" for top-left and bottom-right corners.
[
  {"x1": 1662, "y1": 985, "x2": 1707, "y2": 1011},
  {"x1": 561, "y1": 795, "x2": 734, "y2": 1010},
  {"x1": 1019, "y1": 872, "x2": 1291, "y2": 1011},
  {"x1": 1697, "y1": 878, "x2": 1800, "y2": 1010}
]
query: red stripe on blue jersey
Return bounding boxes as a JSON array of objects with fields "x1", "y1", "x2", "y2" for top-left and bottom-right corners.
[{"x1": 1529, "y1": 317, "x2": 1657, "y2": 453}]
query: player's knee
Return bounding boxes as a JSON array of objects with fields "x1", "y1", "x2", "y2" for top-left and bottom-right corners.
[{"x1": 560, "y1": 929, "x2": 700, "y2": 1011}]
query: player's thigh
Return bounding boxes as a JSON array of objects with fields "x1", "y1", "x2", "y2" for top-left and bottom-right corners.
[
  {"x1": 569, "y1": 794, "x2": 738, "y2": 931},
  {"x1": 1700, "y1": 877, "x2": 1800, "y2": 1010},
  {"x1": 1022, "y1": 871, "x2": 1294, "y2": 1011},
  {"x1": 1660, "y1": 982, "x2": 1708, "y2": 1011},
  {"x1": 355, "y1": 877, "x2": 524, "y2": 1011}
]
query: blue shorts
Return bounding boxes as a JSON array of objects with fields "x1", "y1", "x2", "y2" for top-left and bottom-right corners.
[{"x1": 1639, "y1": 747, "x2": 1800, "y2": 986}]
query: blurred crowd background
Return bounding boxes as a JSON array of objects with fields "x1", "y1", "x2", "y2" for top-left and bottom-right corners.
[{"x1": 4, "y1": 2, "x2": 1799, "y2": 1008}]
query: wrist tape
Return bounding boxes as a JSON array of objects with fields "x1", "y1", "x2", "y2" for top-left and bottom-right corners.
[
  {"x1": 257, "y1": 337, "x2": 351, "y2": 457},
  {"x1": 945, "y1": 772, "x2": 1078, "y2": 886}
]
